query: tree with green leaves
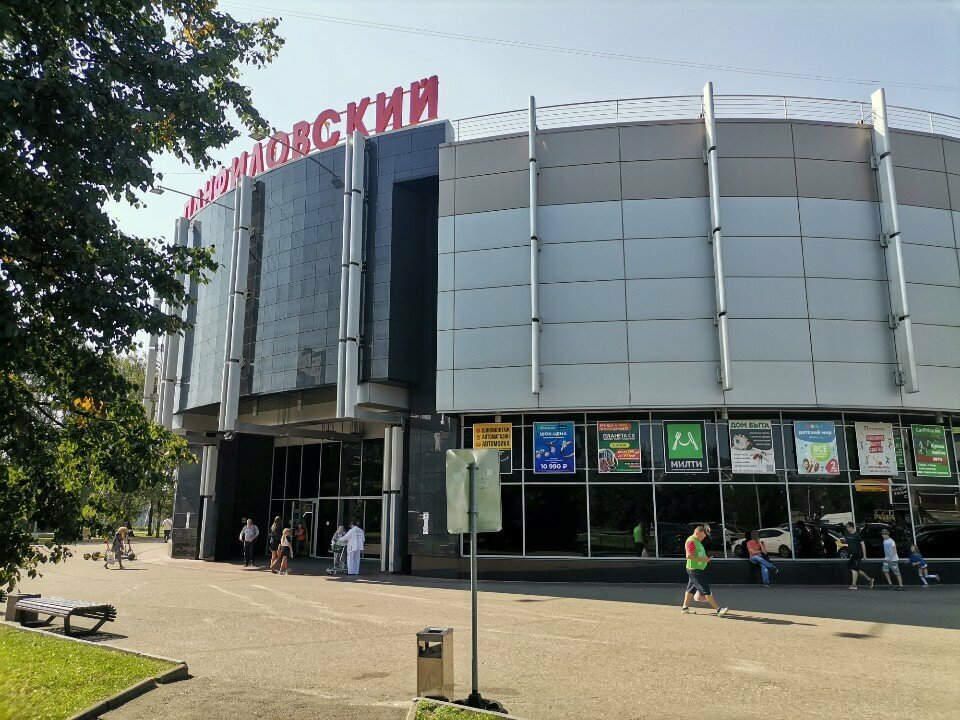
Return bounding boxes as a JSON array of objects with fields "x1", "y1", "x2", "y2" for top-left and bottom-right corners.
[{"x1": 0, "y1": 1, "x2": 283, "y2": 589}]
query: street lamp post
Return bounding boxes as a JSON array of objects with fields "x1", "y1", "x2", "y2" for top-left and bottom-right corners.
[
  {"x1": 249, "y1": 130, "x2": 344, "y2": 188},
  {"x1": 149, "y1": 184, "x2": 233, "y2": 210}
]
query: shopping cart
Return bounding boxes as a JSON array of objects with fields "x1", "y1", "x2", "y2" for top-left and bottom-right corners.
[{"x1": 326, "y1": 541, "x2": 347, "y2": 575}]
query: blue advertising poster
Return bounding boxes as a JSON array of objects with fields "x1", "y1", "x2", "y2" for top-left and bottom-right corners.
[{"x1": 533, "y1": 421, "x2": 576, "y2": 474}]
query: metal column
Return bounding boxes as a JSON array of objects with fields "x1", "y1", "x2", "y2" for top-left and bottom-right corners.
[
  {"x1": 528, "y1": 96, "x2": 542, "y2": 396},
  {"x1": 159, "y1": 218, "x2": 189, "y2": 429},
  {"x1": 380, "y1": 425, "x2": 404, "y2": 573},
  {"x1": 218, "y1": 175, "x2": 253, "y2": 432},
  {"x1": 702, "y1": 82, "x2": 733, "y2": 391},
  {"x1": 142, "y1": 296, "x2": 160, "y2": 418},
  {"x1": 871, "y1": 88, "x2": 919, "y2": 393},
  {"x1": 336, "y1": 136, "x2": 355, "y2": 418},
  {"x1": 343, "y1": 131, "x2": 366, "y2": 418},
  {"x1": 198, "y1": 443, "x2": 220, "y2": 560}
]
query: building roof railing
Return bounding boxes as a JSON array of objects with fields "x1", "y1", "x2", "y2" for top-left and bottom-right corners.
[{"x1": 451, "y1": 94, "x2": 960, "y2": 142}]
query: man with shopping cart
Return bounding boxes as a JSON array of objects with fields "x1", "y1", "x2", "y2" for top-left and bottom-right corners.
[{"x1": 339, "y1": 520, "x2": 366, "y2": 576}]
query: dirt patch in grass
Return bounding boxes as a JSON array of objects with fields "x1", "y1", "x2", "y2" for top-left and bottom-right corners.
[{"x1": 0, "y1": 626, "x2": 174, "y2": 720}]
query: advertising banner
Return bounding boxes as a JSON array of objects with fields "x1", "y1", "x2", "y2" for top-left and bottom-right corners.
[
  {"x1": 911, "y1": 424, "x2": 951, "y2": 477},
  {"x1": 474, "y1": 423, "x2": 513, "y2": 476},
  {"x1": 854, "y1": 422, "x2": 897, "y2": 476},
  {"x1": 533, "y1": 421, "x2": 576, "y2": 474},
  {"x1": 445, "y1": 449, "x2": 502, "y2": 534},
  {"x1": 728, "y1": 420, "x2": 776, "y2": 474},
  {"x1": 597, "y1": 421, "x2": 643, "y2": 473},
  {"x1": 664, "y1": 421, "x2": 708, "y2": 473},
  {"x1": 894, "y1": 432, "x2": 905, "y2": 471},
  {"x1": 793, "y1": 421, "x2": 840, "y2": 476}
]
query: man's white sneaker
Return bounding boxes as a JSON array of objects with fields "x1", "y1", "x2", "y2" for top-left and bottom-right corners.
[
  {"x1": 680, "y1": 606, "x2": 692, "y2": 613},
  {"x1": 716, "y1": 607, "x2": 729, "y2": 617}
]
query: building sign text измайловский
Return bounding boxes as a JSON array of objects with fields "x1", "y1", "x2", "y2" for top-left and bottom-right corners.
[{"x1": 181, "y1": 76, "x2": 439, "y2": 218}]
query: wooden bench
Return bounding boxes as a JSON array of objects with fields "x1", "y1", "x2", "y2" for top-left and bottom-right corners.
[{"x1": 16, "y1": 596, "x2": 117, "y2": 636}]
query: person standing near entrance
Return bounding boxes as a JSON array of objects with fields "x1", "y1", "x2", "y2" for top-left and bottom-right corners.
[
  {"x1": 267, "y1": 516, "x2": 282, "y2": 568},
  {"x1": 295, "y1": 523, "x2": 307, "y2": 557},
  {"x1": 746, "y1": 530, "x2": 778, "y2": 587},
  {"x1": 633, "y1": 520, "x2": 645, "y2": 557},
  {"x1": 340, "y1": 520, "x2": 365, "y2": 576},
  {"x1": 843, "y1": 522, "x2": 873, "y2": 590},
  {"x1": 881, "y1": 529, "x2": 904, "y2": 590},
  {"x1": 680, "y1": 525, "x2": 728, "y2": 616},
  {"x1": 272, "y1": 528, "x2": 294, "y2": 574},
  {"x1": 239, "y1": 518, "x2": 259, "y2": 567},
  {"x1": 161, "y1": 517, "x2": 173, "y2": 542}
]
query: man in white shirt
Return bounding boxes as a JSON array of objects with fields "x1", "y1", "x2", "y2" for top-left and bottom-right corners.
[
  {"x1": 881, "y1": 529, "x2": 904, "y2": 591},
  {"x1": 239, "y1": 518, "x2": 260, "y2": 567},
  {"x1": 161, "y1": 517, "x2": 173, "y2": 542},
  {"x1": 340, "y1": 521, "x2": 366, "y2": 575}
]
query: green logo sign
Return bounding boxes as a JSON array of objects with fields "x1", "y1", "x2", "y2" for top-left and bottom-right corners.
[
  {"x1": 911, "y1": 424, "x2": 951, "y2": 478},
  {"x1": 664, "y1": 421, "x2": 707, "y2": 473}
]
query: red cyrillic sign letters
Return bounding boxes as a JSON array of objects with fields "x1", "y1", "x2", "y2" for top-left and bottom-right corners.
[{"x1": 182, "y1": 76, "x2": 439, "y2": 218}]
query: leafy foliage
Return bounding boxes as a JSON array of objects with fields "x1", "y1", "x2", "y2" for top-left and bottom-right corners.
[{"x1": 0, "y1": 1, "x2": 283, "y2": 589}]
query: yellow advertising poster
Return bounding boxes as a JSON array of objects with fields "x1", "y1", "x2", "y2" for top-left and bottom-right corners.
[{"x1": 473, "y1": 423, "x2": 512, "y2": 449}]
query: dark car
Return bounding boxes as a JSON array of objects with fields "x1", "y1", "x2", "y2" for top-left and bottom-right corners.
[
  {"x1": 859, "y1": 523, "x2": 911, "y2": 558},
  {"x1": 916, "y1": 524, "x2": 960, "y2": 558}
]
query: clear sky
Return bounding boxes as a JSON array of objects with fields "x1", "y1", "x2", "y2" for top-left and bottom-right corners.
[{"x1": 113, "y1": 0, "x2": 960, "y2": 241}]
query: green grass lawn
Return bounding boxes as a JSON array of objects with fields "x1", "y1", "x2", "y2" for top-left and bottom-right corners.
[
  {"x1": 415, "y1": 699, "x2": 506, "y2": 720},
  {"x1": 0, "y1": 626, "x2": 175, "y2": 720}
]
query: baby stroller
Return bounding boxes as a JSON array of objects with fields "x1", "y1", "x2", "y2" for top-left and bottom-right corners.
[{"x1": 326, "y1": 540, "x2": 347, "y2": 575}]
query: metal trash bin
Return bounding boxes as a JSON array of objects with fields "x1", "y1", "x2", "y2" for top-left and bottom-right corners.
[
  {"x1": 5, "y1": 593, "x2": 40, "y2": 623},
  {"x1": 417, "y1": 627, "x2": 453, "y2": 700}
]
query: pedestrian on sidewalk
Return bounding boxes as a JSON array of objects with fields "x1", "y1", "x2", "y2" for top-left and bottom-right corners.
[
  {"x1": 239, "y1": 518, "x2": 259, "y2": 567},
  {"x1": 881, "y1": 529, "x2": 904, "y2": 590},
  {"x1": 271, "y1": 528, "x2": 294, "y2": 574},
  {"x1": 340, "y1": 520, "x2": 366, "y2": 576},
  {"x1": 843, "y1": 522, "x2": 874, "y2": 590},
  {"x1": 633, "y1": 520, "x2": 645, "y2": 557},
  {"x1": 161, "y1": 517, "x2": 173, "y2": 542},
  {"x1": 680, "y1": 525, "x2": 728, "y2": 617},
  {"x1": 908, "y1": 545, "x2": 940, "y2": 588},
  {"x1": 105, "y1": 526, "x2": 128, "y2": 570},
  {"x1": 267, "y1": 516, "x2": 282, "y2": 568},
  {"x1": 746, "y1": 530, "x2": 778, "y2": 586}
]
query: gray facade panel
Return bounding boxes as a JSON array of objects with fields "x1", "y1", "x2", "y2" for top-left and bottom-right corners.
[
  {"x1": 945, "y1": 140, "x2": 960, "y2": 175},
  {"x1": 439, "y1": 145, "x2": 455, "y2": 182},
  {"x1": 728, "y1": 319, "x2": 812, "y2": 361},
  {"x1": 913, "y1": 324, "x2": 960, "y2": 368},
  {"x1": 907, "y1": 283, "x2": 960, "y2": 326},
  {"x1": 454, "y1": 170, "x2": 528, "y2": 215},
  {"x1": 813, "y1": 362, "x2": 903, "y2": 407},
  {"x1": 717, "y1": 121, "x2": 794, "y2": 158},
  {"x1": 618, "y1": 123, "x2": 704, "y2": 162},
  {"x1": 724, "y1": 361, "x2": 817, "y2": 406},
  {"x1": 539, "y1": 240, "x2": 625, "y2": 284},
  {"x1": 436, "y1": 329, "x2": 453, "y2": 371},
  {"x1": 541, "y1": 321, "x2": 629, "y2": 365},
  {"x1": 902, "y1": 365, "x2": 960, "y2": 410},
  {"x1": 539, "y1": 127, "x2": 620, "y2": 168},
  {"x1": 627, "y1": 319, "x2": 718, "y2": 362},
  {"x1": 540, "y1": 163, "x2": 621, "y2": 205},
  {"x1": 437, "y1": 290, "x2": 454, "y2": 331},
  {"x1": 539, "y1": 363, "x2": 630, "y2": 408},
  {"x1": 792, "y1": 123, "x2": 872, "y2": 162},
  {"x1": 626, "y1": 278, "x2": 715, "y2": 320},
  {"x1": 629, "y1": 362, "x2": 724, "y2": 406},
  {"x1": 453, "y1": 285, "x2": 529, "y2": 329},
  {"x1": 802, "y1": 237, "x2": 887, "y2": 281},
  {"x1": 622, "y1": 197, "x2": 709, "y2": 238},
  {"x1": 948, "y1": 174, "x2": 960, "y2": 212},
  {"x1": 901, "y1": 243, "x2": 960, "y2": 287},
  {"x1": 798, "y1": 198, "x2": 879, "y2": 239},
  {"x1": 437, "y1": 253, "x2": 454, "y2": 291},
  {"x1": 436, "y1": 369, "x2": 454, "y2": 411},
  {"x1": 719, "y1": 158, "x2": 798, "y2": 197},
  {"x1": 454, "y1": 135, "x2": 526, "y2": 178},
  {"x1": 726, "y1": 278, "x2": 808, "y2": 319},
  {"x1": 454, "y1": 207, "x2": 527, "y2": 252},
  {"x1": 720, "y1": 197, "x2": 800, "y2": 236},
  {"x1": 540, "y1": 201, "x2": 623, "y2": 243},
  {"x1": 453, "y1": 245, "x2": 530, "y2": 290},
  {"x1": 439, "y1": 178, "x2": 454, "y2": 217},
  {"x1": 540, "y1": 280, "x2": 627, "y2": 323},
  {"x1": 620, "y1": 159, "x2": 708, "y2": 200},
  {"x1": 454, "y1": 325, "x2": 529, "y2": 369},
  {"x1": 893, "y1": 166, "x2": 951, "y2": 210},
  {"x1": 623, "y1": 237, "x2": 714, "y2": 279},
  {"x1": 805, "y1": 278, "x2": 891, "y2": 321},
  {"x1": 795, "y1": 159, "x2": 877, "y2": 202},
  {"x1": 891, "y1": 132, "x2": 946, "y2": 172},
  {"x1": 723, "y1": 237, "x2": 804, "y2": 277},
  {"x1": 809, "y1": 320, "x2": 895, "y2": 363},
  {"x1": 438, "y1": 216, "x2": 454, "y2": 254},
  {"x1": 453, "y1": 366, "x2": 536, "y2": 411},
  {"x1": 897, "y1": 205, "x2": 956, "y2": 248}
]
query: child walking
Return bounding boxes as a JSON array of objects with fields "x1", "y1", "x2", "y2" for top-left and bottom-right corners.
[{"x1": 908, "y1": 545, "x2": 940, "y2": 588}]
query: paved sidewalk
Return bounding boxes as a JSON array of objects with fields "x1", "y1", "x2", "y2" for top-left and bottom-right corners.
[{"x1": 14, "y1": 540, "x2": 960, "y2": 719}]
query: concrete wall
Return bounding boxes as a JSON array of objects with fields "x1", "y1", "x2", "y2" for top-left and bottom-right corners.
[{"x1": 437, "y1": 121, "x2": 960, "y2": 413}]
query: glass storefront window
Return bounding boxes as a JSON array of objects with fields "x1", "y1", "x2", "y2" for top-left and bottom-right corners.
[
  {"x1": 271, "y1": 447, "x2": 286, "y2": 499},
  {"x1": 524, "y1": 485, "x2": 587, "y2": 556},
  {"x1": 473, "y1": 485, "x2": 523, "y2": 556},
  {"x1": 654, "y1": 484, "x2": 722, "y2": 558},
  {"x1": 319, "y1": 443, "x2": 340, "y2": 496},
  {"x1": 361, "y1": 440, "x2": 384, "y2": 496},
  {"x1": 285, "y1": 445, "x2": 302, "y2": 498},
  {"x1": 301, "y1": 444, "x2": 321, "y2": 498},
  {"x1": 721, "y1": 484, "x2": 790, "y2": 558},
  {"x1": 911, "y1": 485, "x2": 960, "y2": 559},
  {"x1": 588, "y1": 485, "x2": 654, "y2": 557},
  {"x1": 341, "y1": 443, "x2": 362, "y2": 496},
  {"x1": 788, "y1": 484, "x2": 852, "y2": 558}
]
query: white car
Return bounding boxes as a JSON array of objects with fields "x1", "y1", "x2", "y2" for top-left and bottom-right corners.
[{"x1": 731, "y1": 527, "x2": 794, "y2": 558}]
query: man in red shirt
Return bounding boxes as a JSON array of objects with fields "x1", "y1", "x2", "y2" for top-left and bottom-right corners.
[
  {"x1": 681, "y1": 525, "x2": 728, "y2": 616},
  {"x1": 746, "y1": 530, "x2": 778, "y2": 587}
]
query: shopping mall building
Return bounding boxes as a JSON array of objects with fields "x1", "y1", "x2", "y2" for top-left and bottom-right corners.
[{"x1": 151, "y1": 76, "x2": 960, "y2": 583}]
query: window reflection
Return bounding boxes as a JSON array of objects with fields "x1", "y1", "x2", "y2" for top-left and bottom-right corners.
[
  {"x1": 654, "y1": 484, "x2": 722, "y2": 558},
  {"x1": 589, "y1": 485, "x2": 654, "y2": 557},
  {"x1": 474, "y1": 485, "x2": 523, "y2": 556},
  {"x1": 911, "y1": 485, "x2": 960, "y2": 559},
  {"x1": 524, "y1": 485, "x2": 587, "y2": 556},
  {"x1": 722, "y1": 485, "x2": 790, "y2": 558},
  {"x1": 788, "y1": 485, "x2": 852, "y2": 558}
]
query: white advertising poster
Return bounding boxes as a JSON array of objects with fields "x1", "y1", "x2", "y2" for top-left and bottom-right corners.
[
  {"x1": 729, "y1": 420, "x2": 776, "y2": 474},
  {"x1": 855, "y1": 422, "x2": 897, "y2": 476}
]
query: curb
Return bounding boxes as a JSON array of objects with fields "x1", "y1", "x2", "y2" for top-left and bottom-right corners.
[{"x1": 407, "y1": 697, "x2": 525, "y2": 720}]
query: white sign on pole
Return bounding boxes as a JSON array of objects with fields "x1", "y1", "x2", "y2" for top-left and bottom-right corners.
[
  {"x1": 445, "y1": 449, "x2": 502, "y2": 534},
  {"x1": 855, "y1": 422, "x2": 897, "y2": 476}
]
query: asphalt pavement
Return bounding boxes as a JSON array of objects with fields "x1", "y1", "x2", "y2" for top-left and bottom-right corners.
[{"x1": 12, "y1": 540, "x2": 960, "y2": 720}]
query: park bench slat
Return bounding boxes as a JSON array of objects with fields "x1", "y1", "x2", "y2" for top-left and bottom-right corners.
[{"x1": 15, "y1": 596, "x2": 117, "y2": 636}]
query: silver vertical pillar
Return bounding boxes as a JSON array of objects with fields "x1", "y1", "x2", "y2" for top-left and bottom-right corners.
[
  {"x1": 343, "y1": 131, "x2": 366, "y2": 418},
  {"x1": 380, "y1": 425, "x2": 404, "y2": 573},
  {"x1": 336, "y1": 136, "x2": 355, "y2": 418},
  {"x1": 218, "y1": 175, "x2": 253, "y2": 431},
  {"x1": 702, "y1": 82, "x2": 733, "y2": 391},
  {"x1": 871, "y1": 88, "x2": 919, "y2": 393},
  {"x1": 198, "y1": 443, "x2": 220, "y2": 560},
  {"x1": 143, "y1": 297, "x2": 160, "y2": 418},
  {"x1": 380, "y1": 427, "x2": 393, "y2": 573},
  {"x1": 159, "y1": 218, "x2": 189, "y2": 428},
  {"x1": 529, "y1": 96, "x2": 542, "y2": 396}
]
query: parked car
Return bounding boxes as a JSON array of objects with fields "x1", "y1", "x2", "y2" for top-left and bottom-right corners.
[
  {"x1": 731, "y1": 527, "x2": 794, "y2": 558},
  {"x1": 859, "y1": 523, "x2": 911, "y2": 558},
  {"x1": 915, "y1": 523, "x2": 960, "y2": 558}
]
